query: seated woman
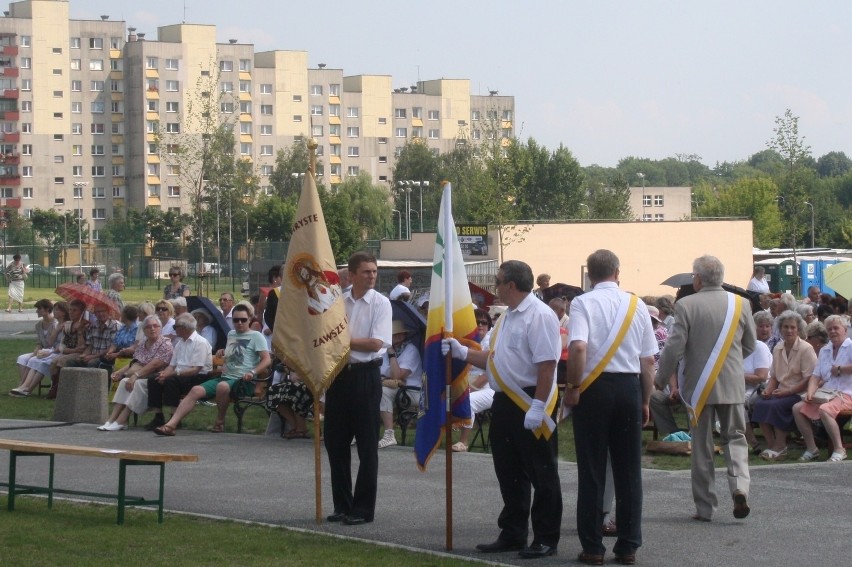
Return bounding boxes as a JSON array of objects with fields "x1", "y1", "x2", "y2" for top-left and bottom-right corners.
[
  {"x1": 266, "y1": 365, "x2": 316, "y2": 439},
  {"x1": 98, "y1": 315, "x2": 174, "y2": 431},
  {"x1": 754, "y1": 310, "x2": 773, "y2": 346},
  {"x1": 99, "y1": 305, "x2": 140, "y2": 370},
  {"x1": 805, "y1": 320, "x2": 829, "y2": 355},
  {"x1": 46, "y1": 299, "x2": 89, "y2": 399},
  {"x1": 377, "y1": 320, "x2": 423, "y2": 449},
  {"x1": 752, "y1": 311, "x2": 817, "y2": 460},
  {"x1": 155, "y1": 299, "x2": 177, "y2": 344},
  {"x1": 135, "y1": 302, "x2": 156, "y2": 343},
  {"x1": 11, "y1": 300, "x2": 65, "y2": 397},
  {"x1": 454, "y1": 309, "x2": 494, "y2": 452},
  {"x1": 792, "y1": 315, "x2": 852, "y2": 462},
  {"x1": 13, "y1": 299, "x2": 58, "y2": 394},
  {"x1": 743, "y1": 316, "x2": 772, "y2": 453},
  {"x1": 191, "y1": 308, "x2": 218, "y2": 349}
]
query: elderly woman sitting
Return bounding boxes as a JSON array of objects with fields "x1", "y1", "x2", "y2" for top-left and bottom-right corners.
[
  {"x1": 805, "y1": 321, "x2": 828, "y2": 355},
  {"x1": 754, "y1": 310, "x2": 773, "y2": 346},
  {"x1": 97, "y1": 315, "x2": 174, "y2": 431},
  {"x1": 155, "y1": 299, "x2": 176, "y2": 343},
  {"x1": 752, "y1": 311, "x2": 817, "y2": 460},
  {"x1": 792, "y1": 315, "x2": 852, "y2": 462}
]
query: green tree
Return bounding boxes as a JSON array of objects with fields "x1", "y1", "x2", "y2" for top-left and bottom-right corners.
[
  {"x1": 333, "y1": 173, "x2": 392, "y2": 240},
  {"x1": 767, "y1": 109, "x2": 814, "y2": 250},
  {"x1": 252, "y1": 194, "x2": 298, "y2": 243},
  {"x1": 816, "y1": 151, "x2": 852, "y2": 178},
  {"x1": 693, "y1": 177, "x2": 782, "y2": 248},
  {"x1": 270, "y1": 142, "x2": 311, "y2": 200},
  {"x1": 30, "y1": 209, "x2": 84, "y2": 266},
  {"x1": 587, "y1": 173, "x2": 633, "y2": 220}
]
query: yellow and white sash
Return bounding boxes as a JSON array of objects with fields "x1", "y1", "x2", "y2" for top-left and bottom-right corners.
[
  {"x1": 679, "y1": 293, "x2": 743, "y2": 427},
  {"x1": 487, "y1": 313, "x2": 558, "y2": 440},
  {"x1": 579, "y1": 294, "x2": 639, "y2": 393}
]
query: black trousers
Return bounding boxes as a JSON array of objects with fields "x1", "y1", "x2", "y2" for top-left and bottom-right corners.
[
  {"x1": 489, "y1": 390, "x2": 562, "y2": 547},
  {"x1": 147, "y1": 373, "x2": 207, "y2": 409},
  {"x1": 573, "y1": 373, "x2": 643, "y2": 556},
  {"x1": 323, "y1": 360, "x2": 381, "y2": 520}
]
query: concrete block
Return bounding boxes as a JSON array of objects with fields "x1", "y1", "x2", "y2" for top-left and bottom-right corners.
[{"x1": 53, "y1": 367, "x2": 109, "y2": 424}]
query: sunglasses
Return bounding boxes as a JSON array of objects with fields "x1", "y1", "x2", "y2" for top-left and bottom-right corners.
[
  {"x1": 156, "y1": 307, "x2": 170, "y2": 312},
  {"x1": 232, "y1": 317, "x2": 249, "y2": 323}
]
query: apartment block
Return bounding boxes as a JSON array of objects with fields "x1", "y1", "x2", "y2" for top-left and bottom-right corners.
[
  {"x1": 0, "y1": 0, "x2": 515, "y2": 242},
  {"x1": 628, "y1": 186, "x2": 692, "y2": 221}
]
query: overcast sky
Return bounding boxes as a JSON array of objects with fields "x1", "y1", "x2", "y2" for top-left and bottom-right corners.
[{"x1": 72, "y1": 0, "x2": 852, "y2": 168}]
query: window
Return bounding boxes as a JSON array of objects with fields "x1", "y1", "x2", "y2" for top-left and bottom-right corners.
[
  {"x1": 146, "y1": 121, "x2": 158, "y2": 133},
  {"x1": 412, "y1": 107, "x2": 422, "y2": 119},
  {"x1": 112, "y1": 187, "x2": 122, "y2": 198},
  {"x1": 20, "y1": 36, "x2": 30, "y2": 47},
  {"x1": 261, "y1": 104, "x2": 273, "y2": 115},
  {"x1": 293, "y1": 115, "x2": 302, "y2": 123},
  {"x1": 110, "y1": 37, "x2": 121, "y2": 49},
  {"x1": 90, "y1": 80, "x2": 105, "y2": 91},
  {"x1": 260, "y1": 84, "x2": 272, "y2": 94},
  {"x1": 71, "y1": 80, "x2": 81, "y2": 92},
  {"x1": 239, "y1": 101, "x2": 251, "y2": 114},
  {"x1": 260, "y1": 124, "x2": 272, "y2": 135},
  {"x1": 92, "y1": 166, "x2": 105, "y2": 178},
  {"x1": 165, "y1": 80, "x2": 179, "y2": 92},
  {"x1": 148, "y1": 185, "x2": 160, "y2": 197},
  {"x1": 92, "y1": 209, "x2": 106, "y2": 220},
  {"x1": 91, "y1": 145, "x2": 104, "y2": 155},
  {"x1": 307, "y1": 105, "x2": 322, "y2": 116},
  {"x1": 166, "y1": 144, "x2": 179, "y2": 154},
  {"x1": 240, "y1": 143, "x2": 252, "y2": 155},
  {"x1": 53, "y1": 90, "x2": 63, "y2": 98},
  {"x1": 311, "y1": 125, "x2": 323, "y2": 137},
  {"x1": 642, "y1": 195, "x2": 652, "y2": 207},
  {"x1": 378, "y1": 117, "x2": 387, "y2": 125},
  {"x1": 55, "y1": 177, "x2": 64, "y2": 184},
  {"x1": 394, "y1": 147, "x2": 404, "y2": 157},
  {"x1": 220, "y1": 101, "x2": 234, "y2": 113},
  {"x1": 22, "y1": 123, "x2": 32, "y2": 133},
  {"x1": 261, "y1": 165, "x2": 273, "y2": 176},
  {"x1": 92, "y1": 186, "x2": 105, "y2": 198},
  {"x1": 502, "y1": 128, "x2": 511, "y2": 138},
  {"x1": 111, "y1": 144, "x2": 122, "y2": 155},
  {"x1": 147, "y1": 79, "x2": 159, "y2": 92},
  {"x1": 147, "y1": 143, "x2": 158, "y2": 155},
  {"x1": 219, "y1": 60, "x2": 233, "y2": 72},
  {"x1": 330, "y1": 164, "x2": 341, "y2": 176},
  {"x1": 330, "y1": 144, "x2": 341, "y2": 156},
  {"x1": 329, "y1": 84, "x2": 340, "y2": 96},
  {"x1": 22, "y1": 166, "x2": 32, "y2": 177},
  {"x1": 168, "y1": 185, "x2": 180, "y2": 197},
  {"x1": 428, "y1": 110, "x2": 439, "y2": 120},
  {"x1": 21, "y1": 101, "x2": 31, "y2": 112},
  {"x1": 238, "y1": 80, "x2": 251, "y2": 93},
  {"x1": 262, "y1": 186, "x2": 273, "y2": 196},
  {"x1": 395, "y1": 127, "x2": 407, "y2": 138},
  {"x1": 72, "y1": 123, "x2": 82, "y2": 134},
  {"x1": 379, "y1": 156, "x2": 387, "y2": 163},
  {"x1": 166, "y1": 123, "x2": 180, "y2": 133},
  {"x1": 167, "y1": 165, "x2": 180, "y2": 176},
  {"x1": 471, "y1": 110, "x2": 480, "y2": 121},
  {"x1": 19, "y1": 57, "x2": 30, "y2": 69},
  {"x1": 347, "y1": 146, "x2": 359, "y2": 157},
  {"x1": 347, "y1": 107, "x2": 359, "y2": 118},
  {"x1": 23, "y1": 187, "x2": 33, "y2": 199},
  {"x1": 292, "y1": 94, "x2": 301, "y2": 102},
  {"x1": 310, "y1": 85, "x2": 323, "y2": 95},
  {"x1": 52, "y1": 48, "x2": 62, "y2": 54},
  {"x1": 642, "y1": 213, "x2": 652, "y2": 221},
  {"x1": 166, "y1": 101, "x2": 179, "y2": 113},
  {"x1": 70, "y1": 37, "x2": 81, "y2": 49},
  {"x1": 73, "y1": 166, "x2": 82, "y2": 176},
  {"x1": 110, "y1": 60, "x2": 121, "y2": 71},
  {"x1": 89, "y1": 37, "x2": 103, "y2": 49},
  {"x1": 89, "y1": 60, "x2": 103, "y2": 71},
  {"x1": 146, "y1": 57, "x2": 157, "y2": 69},
  {"x1": 72, "y1": 145, "x2": 82, "y2": 155},
  {"x1": 53, "y1": 133, "x2": 64, "y2": 141},
  {"x1": 428, "y1": 129, "x2": 439, "y2": 139},
  {"x1": 260, "y1": 145, "x2": 273, "y2": 156},
  {"x1": 412, "y1": 126, "x2": 422, "y2": 138},
  {"x1": 147, "y1": 164, "x2": 159, "y2": 176},
  {"x1": 91, "y1": 101, "x2": 105, "y2": 113},
  {"x1": 21, "y1": 79, "x2": 31, "y2": 92},
  {"x1": 110, "y1": 80, "x2": 122, "y2": 92},
  {"x1": 653, "y1": 195, "x2": 664, "y2": 207},
  {"x1": 220, "y1": 82, "x2": 234, "y2": 94},
  {"x1": 654, "y1": 214, "x2": 665, "y2": 221},
  {"x1": 22, "y1": 144, "x2": 32, "y2": 155},
  {"x1": 472, "y1": 129, "x2": 481, "y2": 140},
  {"x1": 166, "y1": 58, "x2": 179, "y2": 70},
  {"x1": 347, "y1": 166, "x2": 359, "y2": 176},
  {"x1": 347, "y1": 127, "x2": 359, "y2": 137},
  {"x1": 378, "y1": 137, "x2": 387, "y2": 144},
  {"x1": 486, "y1": 110, "x2": 498, "y2": 120},
  {"x1": 91, "y1": 123, "x2": 105, "y2": 134},
  {"x1": 237, "y1": 58, "x2": 250, "y2": 71},
  {"x1": 239, "y1": 122, "x2": 251, "y2": 134},
  {"x1": 329, "y1": 104, "x2": 340, "y2": 117},
  {"x1": 395, "y1": 108, "x2": 407, "y2": 119},
  {"x1": 502, "y1": 110, "x2": 513, "y2": 120}
]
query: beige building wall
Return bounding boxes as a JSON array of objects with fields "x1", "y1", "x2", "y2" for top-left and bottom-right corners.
[
  {"x1": 628, "y1": 185, "x2": 692, "y2": 221},
  {"x1": 380, "y1": 220, "x2": 754, "y2": 297}
]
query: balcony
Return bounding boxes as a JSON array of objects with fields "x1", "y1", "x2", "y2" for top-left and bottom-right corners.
[
  {"x1": 0, "y1": 67, "x2": 18, "y2": 78},
  {"x1": 0, "y1": 153, "x2": 19, "y2": 165},
  {"x1": 0, "y1": 132, "x2": 20, "y2": 142},
  {"x1": 0, "y1": 110, "x2": 18, "y2": 120},
  {"x1": 2, "y1": 89, "x2": 19, "y2": 99},
  {"x1": 0, "y1": 174, "x2": 21, "y2": 185},
  {"x1": 1, "y1": 46, "x2": 18, "y2": 56}
]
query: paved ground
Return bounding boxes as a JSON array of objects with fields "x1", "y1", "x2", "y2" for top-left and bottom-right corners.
[
  {"x1": 0, "y1": 419, "x2": 850, "y2": 566},
  {"x1": 0, "y1": 309, "x2": 38, "y2": 337}
]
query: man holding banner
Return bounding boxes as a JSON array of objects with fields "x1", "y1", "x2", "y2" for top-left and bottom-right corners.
[
  {"x1": 657, "y1": 255, "x2": 755, "y2": 523},
  {"x1": 443, "y1": 260, "x2": 562, "y2": 559},
  {"x1": 563, "y1": 249, "x2": 657, "y2": 566}
]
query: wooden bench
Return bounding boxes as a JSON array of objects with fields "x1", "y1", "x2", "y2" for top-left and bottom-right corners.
[{"x1": 0, "y1": 439, "x2": 198, "y2": 524}]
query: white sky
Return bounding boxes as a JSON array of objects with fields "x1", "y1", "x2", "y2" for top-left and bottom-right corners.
[{"x1": 71, "y1": 0, "x2": 852, "y2": 167}]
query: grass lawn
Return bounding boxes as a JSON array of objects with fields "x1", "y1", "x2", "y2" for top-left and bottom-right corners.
[
  {"x1": 0, "y1": 498, "x2": 477, "y2": 567},
  {"x1": 14, "y1": 282, "x2": 246, "y2": 309}
]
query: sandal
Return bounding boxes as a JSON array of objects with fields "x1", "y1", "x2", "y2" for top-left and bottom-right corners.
[
  {"x1": 153, "y1": 424, "x2": 176, "y2": 436},
  {"x1": 799, "y1": 449, "x2": 819, "y2": 462},
  {"x1": 451, "y1": 442, "x2": 468, "y2": 452},
  {"x1": 208, "y1": 421, "x2": 225, "y2": 433},
  {"x1": 829, "y1": 451, "x2": 847, "y2": 462},
  {"x1": 283, "y1": 429, "x2": 309, "y2": 440}
]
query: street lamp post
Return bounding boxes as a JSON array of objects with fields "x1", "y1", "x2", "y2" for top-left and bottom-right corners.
[
  {"x1": 391, "y1": 209, "x2": 401, "y2": 239},
  {"x1": 399, "y1": 180, "x2": 429, "y2": 233},
  {"x1": 579, "y1": 203, "x2": 590, "y2": 219},
  {"x1": 637, "y1": 172, "x2": 646, "y2": 221},
  {"x1": 73, "y1": 182, "x2": 88, "y2": 273},
  {"x1": 803, "y1": 201, "x2": 815, "y2": 248}
]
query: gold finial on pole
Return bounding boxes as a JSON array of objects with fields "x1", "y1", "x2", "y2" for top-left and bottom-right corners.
[{"x1": 307, "y1": 138, "x2": 318, "y2": 176}]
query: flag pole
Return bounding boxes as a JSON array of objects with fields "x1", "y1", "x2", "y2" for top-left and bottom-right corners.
[
  {"x1": 308, "y1": 138, "x2": 317, "y2": 175},
  {"x1": 443, "y1": 329, "x2": 453, "y2": 551},
  {"x1": 313, "y1": 395, "x2": 322, "y2": 524}
]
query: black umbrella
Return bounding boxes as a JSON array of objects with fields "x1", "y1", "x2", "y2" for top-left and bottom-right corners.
[
  {"x1": 391, "y1": 299, "x2": 426, "y2": 360},
  {"x1": 661, "y1": 273, "x2": 694, "y2": 287},
  {"x1": 541, "y1": 283, "x2": 584, "y2": 303},
  {"x1": 186, "y1": 295, "x2": 229, "y2": 351},
  {"x1": 674, "y1": 283, "x2": 763, "y2": 315}
]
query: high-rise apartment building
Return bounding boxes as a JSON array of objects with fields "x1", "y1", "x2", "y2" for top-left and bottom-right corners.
[{"x1": 0, "y1": 0, "x2": 514, "y2": 242}]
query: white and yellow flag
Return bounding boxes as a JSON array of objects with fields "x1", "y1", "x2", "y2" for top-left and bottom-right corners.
[{"x1": 272, "y1": 170, "x2": 350, "y2": 396}]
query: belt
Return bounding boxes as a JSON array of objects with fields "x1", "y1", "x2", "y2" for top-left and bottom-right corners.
[{"x1": 347, "y1": 359, "x2": 381, "y2": 371}]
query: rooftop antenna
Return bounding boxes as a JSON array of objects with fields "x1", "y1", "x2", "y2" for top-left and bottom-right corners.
[{"x1": 183, "y1": 0, "x2": 187, "y2": 23}]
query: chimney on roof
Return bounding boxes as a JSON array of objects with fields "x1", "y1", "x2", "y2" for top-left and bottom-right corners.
[
  {"x1": 137, "y1": 32, "x2": 146, "y2": 41},
  {"x1": 101, "y1": 15, "x2": 109, "y2": 21},
  {"x1": 400, "y1": 87, "x2": 409, "y2": 93},
  {"x1": 489, "y1": 90, "x2": 499, "y2": 96},
  {"x1": 318, "y1": 63, "x2": 326, "y2": 69},
  {"x1": 229, "y1": 39, "x2": 238, "y2": 44},
  {"x1": 3, "y1": 11, "x2": 9, "y2": 16},
  {"x1": 127, "y1": 26, "x2": 137, "y2": 41},
  {"x1": 410, "y1": 85, "x2": 417, "y2": 93}
]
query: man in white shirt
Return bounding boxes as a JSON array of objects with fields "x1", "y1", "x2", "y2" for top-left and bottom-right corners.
[
  {"x1": 746, "y1": 266, "x2": 770, "y2": 294},
  {"x1": 388, "y1": 270, "x2": 413, "y2": 301},
  {"x1": 219, "y1": 292, "x2": 235, "y2": 329}
]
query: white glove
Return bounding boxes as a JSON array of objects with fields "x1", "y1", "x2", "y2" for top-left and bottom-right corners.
[
  {"x1": 524, "y1": 399, "x2": 546, "y2": 430},
  {"x1": 440, "y1": 338, "x2": 468, "y2": 361}
]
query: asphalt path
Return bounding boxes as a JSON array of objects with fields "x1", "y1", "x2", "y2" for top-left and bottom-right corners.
[
  {"x1": 0, "y1": 419, "x2": 850, "y2": 566},
  {"x1": 0, "y1": 310, "x2": 39, "y2": 338}
]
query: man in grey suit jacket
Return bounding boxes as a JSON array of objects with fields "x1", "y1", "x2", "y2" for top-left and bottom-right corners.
[{"x1": 657, "y1": 255, "x2": 756, "y2": 522}]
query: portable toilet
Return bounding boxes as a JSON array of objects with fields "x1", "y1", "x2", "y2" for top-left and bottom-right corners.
[
  {"x1": 799, "y1": 258, "x2": 821, "y2": 297},
  {"x1": 756, "y1": 258, "x2": 797, "y2": 294}
]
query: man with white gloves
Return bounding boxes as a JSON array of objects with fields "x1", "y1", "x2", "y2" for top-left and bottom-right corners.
[{"x1": 442, "y1": 260, "x2": 562, "y2": 560}]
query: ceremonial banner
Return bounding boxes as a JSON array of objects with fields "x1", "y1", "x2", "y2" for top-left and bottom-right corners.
[
  {"x1": 272, "y1": 170, "x2": 350, "y2": 396},
  {"x1": 415, "y1": 182, "x2": 477, "y2": 470}
]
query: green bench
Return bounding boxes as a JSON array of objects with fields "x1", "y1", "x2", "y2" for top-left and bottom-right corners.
[{"x1": 0, "y1": 439, "x2": 198, "y2": 524}]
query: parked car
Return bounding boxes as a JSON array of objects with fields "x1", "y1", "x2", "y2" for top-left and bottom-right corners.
[{"x1": 26, "y1": 264, "x2": 59, "y2": 277}]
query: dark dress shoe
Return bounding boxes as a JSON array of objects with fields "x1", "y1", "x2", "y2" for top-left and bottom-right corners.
[
  {"x1": 326, "y1": 512, "x2": 346, "y2": 522},
  {"x1": 144, "y1": 415, "x2": 166, "y2": 431},
  {"x1": 602, "y1": 521, "x2": 617, "y2": 537},
  {"x1": 733, "y1": 490, "x2": 750, "y2": 519},
  {"x1": 577, "y1": 551, "x2": 605, "y2": 565},
  {"x1": 518, "y1": 543, "x2": 556, "y2": 559},
  {"x1": 342, "y1": 515, "x2": 371, "y2": 525},
  {"x1": 615, "y1": 552, "x2": 636, "y2": 565},
  {"x1": 476, "y1": 539, "x2": 525, "y2": 553}
]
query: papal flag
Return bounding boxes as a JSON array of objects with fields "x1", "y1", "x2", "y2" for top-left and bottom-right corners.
[
  {"x1": 272, "y1": 169, "x2": 350, "y2": 396},
  {"x1": 415, "y1": 182, "x2": 477, "y2": 470}
]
